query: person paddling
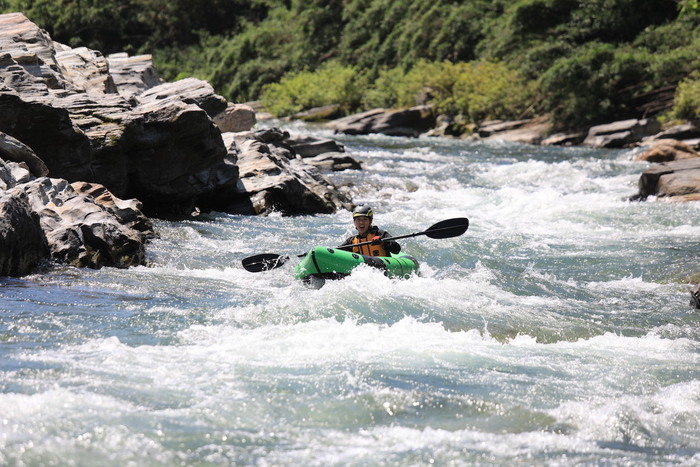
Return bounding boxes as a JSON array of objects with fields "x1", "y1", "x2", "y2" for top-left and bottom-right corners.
[{"x1": 339, "y1": 205, "x2": 401, "y2": 257}]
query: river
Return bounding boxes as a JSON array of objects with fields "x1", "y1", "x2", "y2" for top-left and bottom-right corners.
[{"x1": 1, "y1": 122, "x2": 699, "y2": 466}]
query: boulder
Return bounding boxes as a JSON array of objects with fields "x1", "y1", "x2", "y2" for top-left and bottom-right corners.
[
  {"x1": 137, "y1": 77, "x2": 228, "y2": 118},
  {"x1": 642, "y1": 123, "x2": 700, "y2": 149},
  {"x1": 0, "y1": 12, "x2": 353, "y2": 223},
  {"x1": 328, "y1": 105, "x2": 436, "y2": 138},
  {"x1": 635, "y1": 158, "x2": 700, "y2": 201},
  {"x1": 0, "y1": 186, "x2": 48, "y2": 276},
  {"x1": 219, "y1": 133, "x2": 352, "y2": 215},
  {"x1": 213, "y1": 102, "x2": 257, "y2": 133},
  {"x1": 583, "y1": 118, "x2": 661, "y2": 148},
  {"x1": 0, "y1": 131, "x2": 48, "y2": 176},
  {"x1": 478, "y1": 116, "x2": 552, "y2": 145},
  {"x1": 634, "y1": 139, "x2": 700, "y2": 163},
  {"x1": 283, "y1": 136, "x2": 345, "y2": 158},
  {"x1": 54, "y1": 44, "x2": 118, "y2": 96},
  {"x1": 107, "y1": 52, "x2": 162, "y2": 101},
  {"x1": 691, "y1": 284, "x2": 700, "y2": 309},
  {"x1": 304, "y1": 153, "x2": 362, "y2": 171},
  {"x1": 12, "y1": 177, "x2": 147, "y2": 268}
]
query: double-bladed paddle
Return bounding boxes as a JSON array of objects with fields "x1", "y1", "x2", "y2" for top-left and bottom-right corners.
[{"x1": 241, "y1": 217, "x2": 469, "y2": 273}]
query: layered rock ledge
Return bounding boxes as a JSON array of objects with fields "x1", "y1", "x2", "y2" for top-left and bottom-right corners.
[{"x1": 0, "y1": 13, "x2": 356, "y2": 276}]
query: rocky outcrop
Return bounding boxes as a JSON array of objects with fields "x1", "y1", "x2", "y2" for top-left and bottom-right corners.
[
  {"x1": 583, "y1": 119, "x2": 661, "y2": 148},
  {"x1": 0, "y1": 154, "x2": 151, "y2": 276},
  {"x1": 634, "y1": 157, "x2": 700, "y2": 201},
  {"x1": 0, "y1": 187, "x2": 48, "y2": 276},
  {"x1": 0, "y1": 12, "x2": 354, "y2": 275},
  {"x1": 328, "y1": 105, "x2": 436, "y2": 138},
  {"x1": 477, "y1": 116, "x2": 552, "y2": 145},
  {"x1": 691, "y1": 284, "x2": 700, "y2": 309},
  {"x1": 634, "y1": 139, "x2": 699, "y2": 163},
  {"x1": 214, "y1": 103, "x2": 257, "y2": 133},
  {"x1": 0, "y1": 12, "x2": 350, "y2": 219}
]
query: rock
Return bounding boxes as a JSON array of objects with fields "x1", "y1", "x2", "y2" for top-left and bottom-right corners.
[
  {"x1": 213, "y1": 102, "x2": 257, "y2": 133},
  {"x1": 54, "y1": 44, "x2": 118, "y2": 96},
  {"x1": 122, "y1": 95, "x2": 228, "y2": 216},
  {"x1": 634, "y1": 139, "x2": 700, "y2": 163},
  {"x1": 691, "y1": 284, "x2": 700, "y2": 309},
  {"x1": 12, "y1": 177, "x2": 146, "y2": 268},
  {"x1": 137, "y1": 77, "x2": 228, "y2": 118},
  {"x1": 0, "y1": 12, "x2": 352, "y2": 223},
  {"x1": 304, "y1": 153, "x2": 362, "y2": 171},
  {"x1": 328, "y1": 105, "x2": 436, "y2": 138},
  {"x1": 478, "y1": 116, "x2": 552, "y2": 145},
  {"x1": 0, "y1": 186, "x2": 48, "y2": 276},
  {"x1": 107, "y1": 52, "x2": 162, "y2": 101},
  {"x1": 635, "y1": 158, "x2": 700, "y2": 201},
  {"x1": 221, "y1": 134, "x2": 352, "y2": 215},
  {"x1": 583, "y1": 118, "x2": 661, "y2": 148},
  {"x1": 291, "y1": 104, "x2": 343, "y2": 122},
  {"x1": 642, "y1": 123, "x2": 700, "y2": 149},
  {"x1": 0, "y1": 131, "x2": 48, "y2": 176},
  {"x1": 541, "y1": 132, "x2": 586, "y2": 146},
  {"x1": 284, "y1": 136, "x2": 345, "y2": 158},
  {"x1": 71, "y1": 181, "x2": 155, "y2": 240}
]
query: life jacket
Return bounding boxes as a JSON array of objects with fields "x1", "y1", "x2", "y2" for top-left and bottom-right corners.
[{"x1": 349, "y1": 231, "x2": 389, "y2": 257}]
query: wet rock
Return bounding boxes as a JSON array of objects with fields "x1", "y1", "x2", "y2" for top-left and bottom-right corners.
[
  {"x1": 284, "y1": 136, "x2": 345, "y2": 158},
  {"x1": 691, "y1": 284, "x2": 700, "y2": 309}
]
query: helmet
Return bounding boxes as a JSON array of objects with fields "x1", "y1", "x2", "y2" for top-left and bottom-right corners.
[{"x1": 352, "y1": 205, "x2": 374, "y2": 218}]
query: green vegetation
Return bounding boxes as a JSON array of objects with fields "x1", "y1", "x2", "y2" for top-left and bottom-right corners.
[{"x1": 3, "y1": 0, "x2": 700, "y2": 130}]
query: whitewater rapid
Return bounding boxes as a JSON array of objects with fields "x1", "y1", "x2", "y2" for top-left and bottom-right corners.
[{"x1": 1, "y1": 123, "x2": 699, "y2": 466}]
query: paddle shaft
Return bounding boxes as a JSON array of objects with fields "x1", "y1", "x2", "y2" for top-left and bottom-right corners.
[{"x1": 340, "y1": 221, "x2": 466, "y2": 249}]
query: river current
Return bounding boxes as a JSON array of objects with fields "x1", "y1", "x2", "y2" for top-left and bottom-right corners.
[{"x1": 2, "y1": 122, "x2": 699, "y2": 466}]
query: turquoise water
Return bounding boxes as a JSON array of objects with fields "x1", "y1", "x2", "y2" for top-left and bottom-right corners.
[{"x1": 1, "y1": 124, "x2": 699, "y2": 466}]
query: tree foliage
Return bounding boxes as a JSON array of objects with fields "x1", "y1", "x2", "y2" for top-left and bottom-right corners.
[{"x1": 2, "y1": 0, "x2": 698, "y2": 129}]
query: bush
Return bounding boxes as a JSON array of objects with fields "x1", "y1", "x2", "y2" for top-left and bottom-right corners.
[
  {"x1": 261, "y1": 62, "x2": 367, "y2": 117},
  {"x1": 538, "y1": 42, "x2": 651, "y2": 128},
  {"x1": 672, "y1": 74, "x2": 700, "y2": 121},
  {"x1": 394, "y1": 60, "x2": 535, "y2": 123}
]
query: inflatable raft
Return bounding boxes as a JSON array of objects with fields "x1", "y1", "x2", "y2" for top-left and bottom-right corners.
[{"x1": 293, "y1": 246, "x2": 420, "y2": 283}]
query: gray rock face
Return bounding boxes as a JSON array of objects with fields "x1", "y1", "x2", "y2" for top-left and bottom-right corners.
[
  {"x1": 328, "y1": 106, "x2": 436, "y2": 138},
  {"x1": 0, "y1": 187, "x2": 48, "y2": 276},
  {"x1": 583, "y1": 119, "x2": 661, "y2": 148},
  {"x1": 0, "y1": 12, "x2": 350, "y2": 219},
  {"x1": 636, "y1": 158, "x2": 700, "y2": 201}
]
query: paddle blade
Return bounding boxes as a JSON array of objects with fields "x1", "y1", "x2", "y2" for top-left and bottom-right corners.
[
  {"x1": 241, "y1": 254, "x2": 290, "y2": 272},
  {"x1": 424, "y1": 217, "x2": 469, "y2": 239}
]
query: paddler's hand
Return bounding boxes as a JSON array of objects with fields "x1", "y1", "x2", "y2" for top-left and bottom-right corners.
[{"x1": 371, "y1": 236, "x2": 383, "y2": 245}]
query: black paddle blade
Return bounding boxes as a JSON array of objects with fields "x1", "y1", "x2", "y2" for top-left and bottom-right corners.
[
  {"x1": 424, "y1": 217, "x2": 469, "y2": 239},
  {"x1": 241, "y1": 254, "x2": 290, "y2": 272}
]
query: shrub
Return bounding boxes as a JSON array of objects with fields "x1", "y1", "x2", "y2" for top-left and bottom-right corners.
[
  {"x1": 672, "y1": 74, "x2": 700, "y2": 121},
  {"x1": 538, "y1": 42, "x2": 651, "y2": 128},
  {"x1": 260, "y1": 62, "x2": 366, "y2": 117},
  {"x1": 394, "y1": 60, "x2": 535, "y2": 123}
]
